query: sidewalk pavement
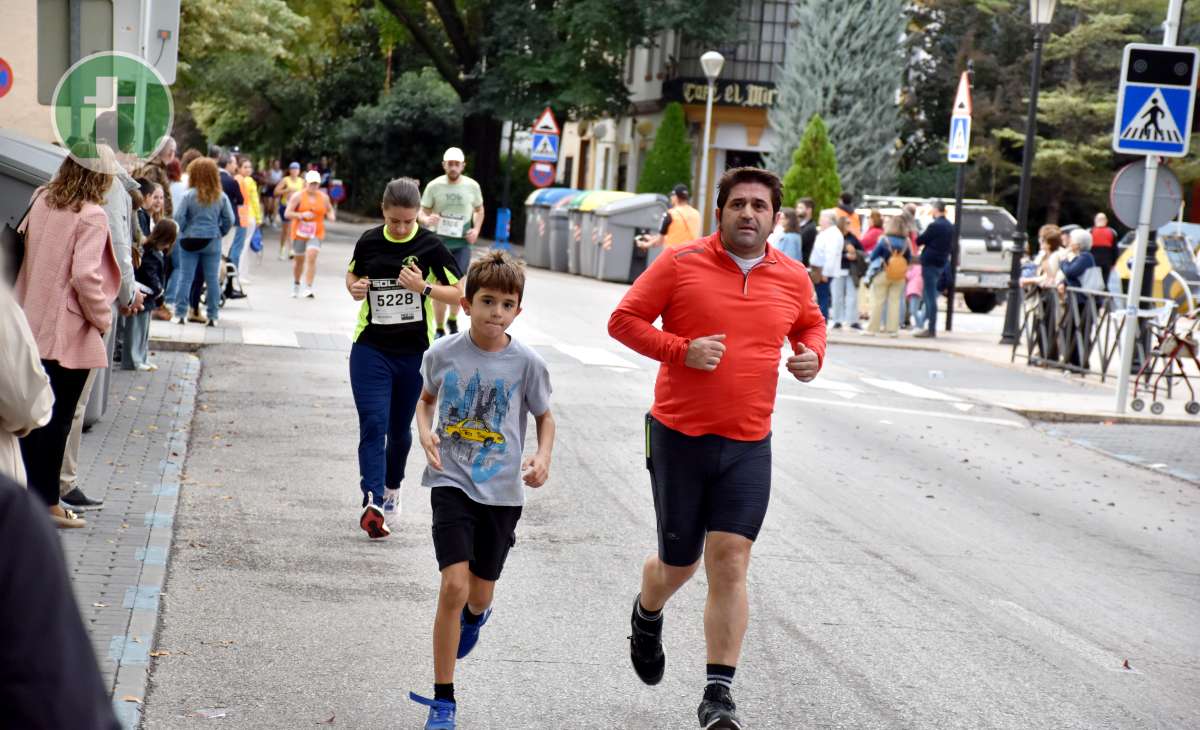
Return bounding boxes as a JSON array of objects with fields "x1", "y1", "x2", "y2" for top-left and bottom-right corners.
[
  {"x1": 825, "y1": 308, "x2": 1200, "y2": 426},
  {"x1": 61, "y1": 351, "x2": 199, "y2": 728}
]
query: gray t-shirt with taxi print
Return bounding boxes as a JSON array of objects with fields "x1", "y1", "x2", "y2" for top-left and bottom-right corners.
[{"x1": 420, "y1": 331, "x2": 552, "y2": 506}]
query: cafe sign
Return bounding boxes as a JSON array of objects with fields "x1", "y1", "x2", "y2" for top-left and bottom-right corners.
[{"x1": 662, "y1": 78, "x2": 778, "y2": 109}]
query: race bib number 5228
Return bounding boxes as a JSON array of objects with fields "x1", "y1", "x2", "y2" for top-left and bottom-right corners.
[{"x1": 369, "y1": 279, "x2": 422, "y2": 325}]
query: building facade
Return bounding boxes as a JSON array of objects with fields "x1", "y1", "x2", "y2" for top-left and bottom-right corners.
[{"x1": 557, "y1": 0, "x2": 793, "y2": 229}]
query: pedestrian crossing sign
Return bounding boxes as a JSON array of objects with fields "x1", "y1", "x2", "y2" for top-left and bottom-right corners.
[
  {"x1": 531, "y1": 132, "x2": 560, "y2": 163},
  {"x1": 947, "y1": 116, "x2": 970, "y2": 163},
  {"x1": 1113, "y1": 44, "x2": 1197, "y2": 157}
]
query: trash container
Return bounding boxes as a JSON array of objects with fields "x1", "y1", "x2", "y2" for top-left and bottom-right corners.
[
  {"x1": 524, "y1": 188, "x2": 577, "y2": 269},
  {"x1": 548, "y1": 194, "x2": 579, "y2": 273},
  {"x1": 1, "y1": 129, "x2": 66, "y2": 283},
  {"x1": 576, "y1": 191, "x2": 633, "y2": 278},
  {"x1": 0, "y1": 130, "x2": 113, "y2": 427},
  {"x1": 594, "y1": 194, "x2": 669, "y2": 283},
  {"x1": 565, "y1": 191, "x2": 594, "y2": 275}
]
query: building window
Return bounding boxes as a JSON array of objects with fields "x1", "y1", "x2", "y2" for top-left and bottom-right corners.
[{"x1": 675, "y1": 0, "x2": 790, "y2": 83}]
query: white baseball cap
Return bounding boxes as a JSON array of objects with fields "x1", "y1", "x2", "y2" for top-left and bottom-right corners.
[
  {"x1": 305, "y1": 170, "x2": 321, "y2": 184},
  {"x1": 443, "y1": 147, "x2": 465, "y2": 163}
]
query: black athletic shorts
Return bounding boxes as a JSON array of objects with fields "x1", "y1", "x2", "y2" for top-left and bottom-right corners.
[
  {"x1": 430, "y1": 486, "x2": 522, "y2": 582},
  {"x1": 645, "y1": 414, "x2": 772, "y2": 567}
]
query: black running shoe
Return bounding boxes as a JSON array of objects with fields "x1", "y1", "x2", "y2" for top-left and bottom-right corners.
[
  {"x1": 697, "y1": 685, "x2": 743, "y2": 729},
  {"x1": 628, "y1": 595, "x2": 665, "y2": 685},
  {"x1": 447, "y1": 318, "x2": 459, "y2": 335}
]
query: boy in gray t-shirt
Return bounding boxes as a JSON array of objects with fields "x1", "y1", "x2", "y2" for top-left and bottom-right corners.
[{"x1": 409, "y1": 251, "x2": 555, "y2": 729}]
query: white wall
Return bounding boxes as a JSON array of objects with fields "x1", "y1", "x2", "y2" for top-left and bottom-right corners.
[{"x1": 0, "y1": 0, "x2": 55, "y2": 143}]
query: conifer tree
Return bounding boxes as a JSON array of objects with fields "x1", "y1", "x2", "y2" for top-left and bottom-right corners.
[
  {"x1": 637, "y1": 103, "x2": 693, "y2": 195},
  {"x1": 782, "y1": 114, "x2": 842, "y2": 210}
]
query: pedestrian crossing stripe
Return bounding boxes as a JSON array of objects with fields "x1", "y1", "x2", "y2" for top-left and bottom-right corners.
[{"x1": 1118, "y1": 87, "x2": 1184, "y2": 145}]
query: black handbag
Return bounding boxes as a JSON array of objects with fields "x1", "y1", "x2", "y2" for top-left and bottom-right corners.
[
  {"x1": 179, "y1": 237, "x2": 210, "y2": 252},
  {"x1": 1, "y1": 190, "x2": 43, "y2": 285}
]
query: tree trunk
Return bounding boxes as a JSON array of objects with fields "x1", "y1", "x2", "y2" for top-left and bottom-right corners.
[{"x1": 464, "y1": 111, "x2": 504, "y2": 236}]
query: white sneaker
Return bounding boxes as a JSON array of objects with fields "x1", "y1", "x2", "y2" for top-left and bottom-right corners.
[
  {"x1": 303, "y1": 286, "x2": 315, "y2": 299},
  {"x1": 382, "y1": 488, "x2": 401, "y2": 522},
  {"x1": 291, "y1": 283, "x2": 299, "y2": 298}
]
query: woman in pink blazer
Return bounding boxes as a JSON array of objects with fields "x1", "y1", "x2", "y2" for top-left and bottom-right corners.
[{"x1": 15, "y1": 155, "x2": 120, "y2": 529}]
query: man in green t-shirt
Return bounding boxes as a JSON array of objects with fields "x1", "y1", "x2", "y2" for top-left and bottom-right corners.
[{"x1": 420, "y1": 147, "x2": 486, "y2": 338}]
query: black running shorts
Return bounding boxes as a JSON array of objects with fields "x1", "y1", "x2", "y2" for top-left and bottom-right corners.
[
  {"x1": 430, "y1": 486, "x2": 522, "y2": 582},
  {"x1": 645, "y1": 414, "x2": 772, "y2": 567}
]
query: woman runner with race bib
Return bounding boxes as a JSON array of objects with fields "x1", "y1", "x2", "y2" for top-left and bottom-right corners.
[
  {"x1": 284, "y1": 170, "x2": 335, "y2": 298},
  {"x1": 345, "y1": 178, "x2": 464, "y2": 538}
]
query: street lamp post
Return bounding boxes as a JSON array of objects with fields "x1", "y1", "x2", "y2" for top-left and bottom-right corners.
[
  {"x1": 697, "y1": 51, "x2": 724, "y2": 235},
  {"x1": 1000, "y1": 0, "x2": 1057, "y2": 345}
]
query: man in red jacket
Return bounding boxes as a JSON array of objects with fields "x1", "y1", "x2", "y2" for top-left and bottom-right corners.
[{"x1": 608, "y1": 166, "x2": 826, "y2": 729}]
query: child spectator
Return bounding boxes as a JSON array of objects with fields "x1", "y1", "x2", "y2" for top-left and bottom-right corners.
[{"x1": 122, "y1": 219, "x2": 176, "y2": 371}]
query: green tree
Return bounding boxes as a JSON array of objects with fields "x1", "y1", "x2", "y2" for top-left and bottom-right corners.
[
  {"x1": 636, "y1": 103, "x2": 692, "y2": 195},
  {"x1": 376, "y1": 0, "x2": 733, "y2": 225},
  {"x1": 782, "y1": 115, "x2": 842, "y2": 211},
  {"x1": 336, "y1": 68, "x2": 463, "y2": 212},
  {"x1": 768, "y1": 0, "x2": 905, "y2": 194}
]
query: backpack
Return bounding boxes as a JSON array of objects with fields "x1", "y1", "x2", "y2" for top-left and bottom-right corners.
[{"x1": 884, "y1": 236, "x2": 908, "y2": 282}]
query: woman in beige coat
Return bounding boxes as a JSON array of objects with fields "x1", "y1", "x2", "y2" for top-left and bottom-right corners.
[
  {"x1": 0, "y1": 282, "x2": 53, "y2": 487},
  {"x1": 15, "y1": 154, "x2": 120, "y2": 528}
]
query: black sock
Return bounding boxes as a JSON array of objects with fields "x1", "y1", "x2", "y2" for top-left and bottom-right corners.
[
  {"x1": 462, "y1": 605, "x2": 483, "y2": 625},
  {"x1": 434, "y1": 683, "x2": 455, "y2": 703},
  {"x1": 633, "y1": 594, "x2": 663, "y2": 635},
  {"x1": 706, "y1": 664, "x2": 735, "y2": 692}
]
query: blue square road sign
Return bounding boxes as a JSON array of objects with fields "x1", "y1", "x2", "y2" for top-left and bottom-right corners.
[
  {"x1": 531, "y1": 133, "x2": 560, "y2": 163},
  {"x1": 1113, "y1": 44, "x2": 1197, "y2": 157}
]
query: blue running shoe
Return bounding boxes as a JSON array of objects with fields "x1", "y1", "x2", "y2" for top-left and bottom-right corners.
[
  {"x1": 409, "y1": 692, "x2": 456, "y2": 730},
  {"x1": 457, "y1": 607, "x2": 492, "y2": 659}
]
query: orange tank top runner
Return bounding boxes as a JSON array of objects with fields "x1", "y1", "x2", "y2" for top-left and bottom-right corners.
[
  {"x1": 663, "y1": 205, "x2": 702, "y2": 248},
  {"x1": 291, "y1": 191, "x2": 328, "y2": 240}
]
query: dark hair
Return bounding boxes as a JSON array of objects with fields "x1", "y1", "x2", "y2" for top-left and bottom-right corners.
[
  {"x1": 180, "y1": 148, "x2": 203, "y2": 170},
  {"x1": 144, "y1": 218, "x2": 178, "y2": 254},
  {"x1": 783, "y1": 209, "x2": 800, "y2": 234},
  {"x1": 381, "y1": 177, "x2": 421, "y2": 209},
  {"x1": 137, "y1": 177, "x2": 156, "y2": 198},
  {"x1": 166, "y1": 159, "x2": 182, "y2": 182},
  {"x1": 868, "y1": 209, "x2": 883, "y2": 229},
  {"x1": 217, "y1": 152, "x2": 232, "y2": 168},
  {"x1": 798, "y1": 197, "x2": 814, "y2": 213},
  {"x1": 839, "y1": 192, "x2": 853, "y2": 206},
  {"x1": 465, "y1": 250, "x2": 525, "y2": 304},
  {"x1": 715, "y1": 167, "x2": 782, "y2": 214}
]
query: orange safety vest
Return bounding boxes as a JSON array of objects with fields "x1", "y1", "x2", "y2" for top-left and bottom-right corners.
[
  {"x1": 663, "y1": 204, "x2": 702, "y2": 248},
  {"x1": 290, "y1": 191, "x2": 328, "y2": 240}
]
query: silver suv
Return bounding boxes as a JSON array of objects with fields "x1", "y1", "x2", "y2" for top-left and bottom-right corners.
[{"x1": 859, "y1": 196, "x2": 1017, "y2": 313}]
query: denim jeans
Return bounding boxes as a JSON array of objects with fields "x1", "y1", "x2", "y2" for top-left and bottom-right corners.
[
  {"x1": 348, "y1": 342, "x2": 424, "y2": 507},
  {"x1": 906, "y1": 294, "x2": 926, "y2": 329},
  {"x1": 173, "y1": 237, "x2": 223, "y2": 321},
  {"x1": 228, "y1": 223, "x2": 252, "y2": 274},
  {"x1": 814, "y1": 281, "x2": 831, "y2": 321},
  {"x1": 118, "y1": 310, "x2": 151, "y2": 368},
  {"x1": 164, "y1": 242, "x2": 182, "y2": 309},
  {"x1": 830, "y1": 275, "x2": 858, "y2": 326},
  {"x1": 922, "y1": 263, "x2": 945, "y2": 334}
]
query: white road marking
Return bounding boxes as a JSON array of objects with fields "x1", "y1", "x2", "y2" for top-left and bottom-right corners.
[
  {"x1": 953, "y1": 403, "x2": 975, "y2": 412},
  {"x1": 553, "y1": 344, "x2": 637, "y2": 369},
  {"x1": 993, "y1": 599, "x2": 1140, "y2": 674},
  {"x1": 860, "y1": 377, "x2": 962, "y2": 402},
  {"x1": 241, "y1": 328, "x2": 300, "y2": 348},
  {"x1": 779, "y1": 395, "x2": 1025, "y2": 428}
]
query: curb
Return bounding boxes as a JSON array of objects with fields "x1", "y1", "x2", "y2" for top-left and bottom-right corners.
[
  {"x1": 150, "y1": 339, "x2": 202, "y2": 353},
  {"x1": 1011, "y1": 407, "x2": 1199, "y2": 427},
  {"x1": 109, "y1": 355, "x2": 200, "y2": 729}
]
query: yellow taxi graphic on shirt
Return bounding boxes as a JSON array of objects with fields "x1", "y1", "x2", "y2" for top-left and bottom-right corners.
[{"x1": 444, "y1": 418, "x2": 505, "y2": 446}]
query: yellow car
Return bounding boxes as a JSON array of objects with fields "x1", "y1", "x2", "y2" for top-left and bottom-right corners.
[{"x1": 444, "y1": 419, "x2": 505, "y2": 446}]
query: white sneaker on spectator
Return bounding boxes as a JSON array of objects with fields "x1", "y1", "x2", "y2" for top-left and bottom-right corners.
[
  {"x1": 383, "y1": 488, "x2": 401, "y2": 522},
  {"x1": 291, "y1": 282, "x2": 299, "y2": 298}
]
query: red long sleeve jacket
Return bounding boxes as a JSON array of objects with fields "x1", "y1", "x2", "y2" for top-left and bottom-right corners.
[{"x1": 609, "y1": 233, "x2": 827, "y2": 441}]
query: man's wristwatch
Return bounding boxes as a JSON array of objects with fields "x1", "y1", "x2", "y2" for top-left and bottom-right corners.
[{"x1": 422, "y1": 283, "x2": 433, "y2": 297}]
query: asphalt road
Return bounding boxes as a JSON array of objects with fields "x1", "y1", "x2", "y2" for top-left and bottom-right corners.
[{"x1": 141, "y1": 225, "x2": 1199, "y2": 729}]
